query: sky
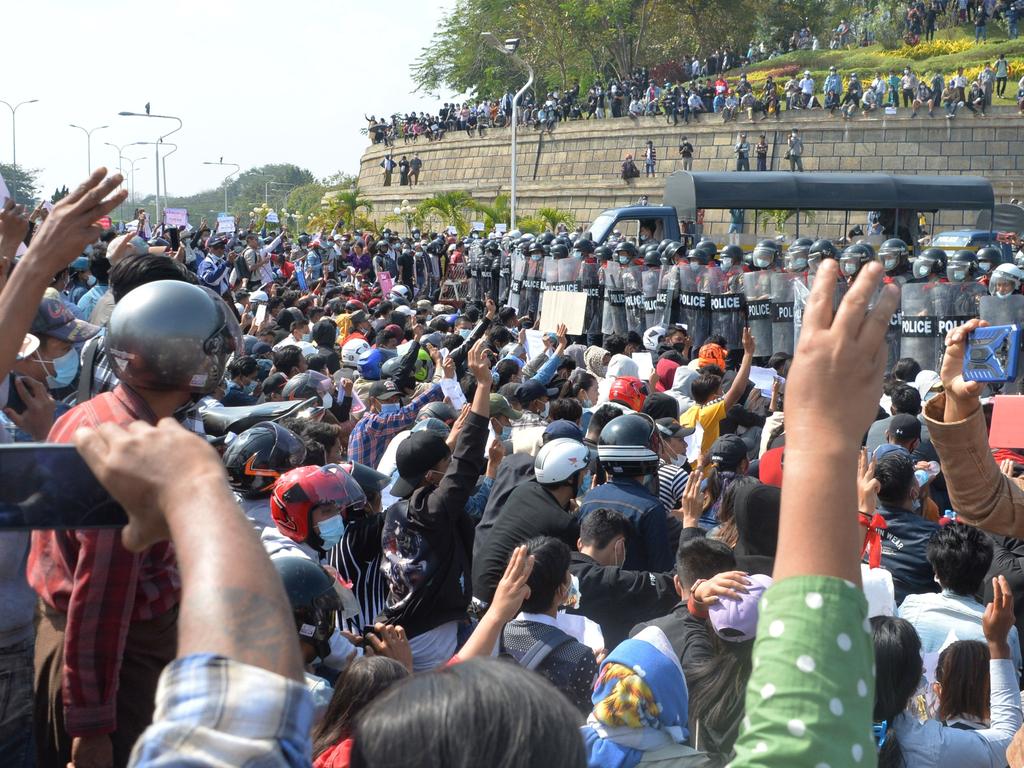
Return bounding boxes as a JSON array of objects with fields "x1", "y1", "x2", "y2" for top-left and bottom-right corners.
[{"x1": 3, "y1": 0, "x2": 460, "y2": 200}]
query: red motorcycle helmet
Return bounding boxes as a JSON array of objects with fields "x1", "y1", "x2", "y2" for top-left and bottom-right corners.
[
  {"x1": 608, "y1": 376, "x2": 647, "y2": 412},
  {"x1": 270, "y1": 464, "x2": 367, "y2": 547}
]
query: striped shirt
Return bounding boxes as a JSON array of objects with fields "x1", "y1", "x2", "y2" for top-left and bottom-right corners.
[
  {"x1": 657, "y1": 460, "x2": 688, "y2": 511},
  {"x1": 327, "y1": 515, "x2": 388, "y2": 632}
]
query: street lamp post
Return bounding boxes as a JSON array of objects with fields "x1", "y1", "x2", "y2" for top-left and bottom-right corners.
[
  {"x1": 69, "y1": 124, "x2": 108, "y2": 176},
  {"x1": 480, "y1": 33, "x2": 532, "y2": 230},
  {"x1": 104, "y1": 141, "x2": 131, "y2": 222},
  {"x1": 204, "y1": 160, "x2": 241, "y2": 215},
  {"x1": 125, "y1": 156, "x2": 147, "y2": 208},
  {"x1": 265, "y1": 181, "x2": 295, "y2": 207},
  {"x1": 117, "y1": 110, "x2": 183, "y2": 223},
  {"x1": 0, "y1": 99, "x2": 39, "y2": 166}
]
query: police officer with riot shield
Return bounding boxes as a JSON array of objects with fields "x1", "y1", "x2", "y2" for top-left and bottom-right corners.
[{"x1": 743, "y1": 240, "x2": 779, "y2": 358}]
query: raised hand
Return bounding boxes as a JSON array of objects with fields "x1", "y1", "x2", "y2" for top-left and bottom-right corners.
[{"x1": 939, "y1": 318, "x2": 988, "y2": 423}]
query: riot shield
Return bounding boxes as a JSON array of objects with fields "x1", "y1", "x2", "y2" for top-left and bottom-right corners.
[
  {"x1": 557, "y1": 255, "x2": 583, "y2": 293},
  {"x1": 657, "y1": 265, "x2": 677, "y2": 326},
  {"x1": 507, "y1": 251, "x2": 527, "y2": 312},
  {"x1": 498, "y1": 250, "x2": 511, "y2": 306},
  {"x1": 794, "y1": 274, "x2": 847, "y2": 348},
  {"x1": 770, "y1": 272, "x2": 803, "y2": 356},
  {"x1": 743, "y1": 271, "x2": 775, "y2": 357},
  {"x1": 603, "y1": 262, "x2": 627, "y2": 336},
  {"x1": 622, "y1": 264, "x2": 646, "y2": 334},
  {"x1": 643, "y1": 268, "x2": 661, "y2": 330},
  {"x1": 674, "y1": 265, "x2": 710, "y2": 349},
  {"x1": 581, "y1": 259, "x2": 602, "y2": 344},
  {"x1": 978, "y1": 294, "x2": 1024, "y2": 392},
  {"x1": 467, "y1": 250, "x2": 481, "y2": 303},
  {"x1": 899, "y1": 282, "x2": 942, "y2": 372},
  {"x1": 522, "y1": 257, "x2": 544, "y2": 319},
  {"x1": 707, "y1": 266, "x2": 745, "y2": 351},
  {"x1": 543, "y1": 255, "x2": 560, "y2": 294}
]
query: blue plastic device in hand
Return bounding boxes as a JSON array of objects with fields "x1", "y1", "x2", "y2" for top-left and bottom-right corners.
[{"x1": 963, "y1": 325, "x2": 1021, "y2": 383}]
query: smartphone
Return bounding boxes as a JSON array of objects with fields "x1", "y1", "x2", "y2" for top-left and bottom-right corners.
[
  {"x1": 964, "y1": 325, "x2": 1021, "y2": 383},
  {"x1": 0, "y1": 444, "x2": 127, "y2": 529},
  {"x1": 361, "y1": 624, "x2": 380, "y2": 647},
  {"x1": 168, "y1": 227, "x2": 181, "y2": 251}
]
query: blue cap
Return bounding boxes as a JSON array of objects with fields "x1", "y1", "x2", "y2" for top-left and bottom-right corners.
[
  {"x1": 544, "y1": 420, "x2": 583, "y2": 442},
  {"x1": 873, "y1": 444, "x2": 911, "y2": 463}
]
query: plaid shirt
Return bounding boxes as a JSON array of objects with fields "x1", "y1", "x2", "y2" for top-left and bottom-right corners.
[
  {"x1": 28, "y1": 385, "x2": 185, "y2": 736},
  {"x1": 347, "y1": 384, "x2": 443, "y2": 467},
  {"x1": 128, "y1": 654, "x2": 313, "y2": 768}
]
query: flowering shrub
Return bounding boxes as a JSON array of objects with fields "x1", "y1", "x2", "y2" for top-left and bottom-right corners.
[{"x1": 887, "y1": 38, "x2": 974, "y2": 59}]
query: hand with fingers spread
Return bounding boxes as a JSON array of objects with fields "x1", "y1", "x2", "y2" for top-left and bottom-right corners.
[
  {"x1": 457, "y1": 545, "x2": 535, "y2": 662},
  {"x1": 692, "y1": 570, "x2": 751, "y2": 607},
  {"x1": 26, "y1": 169, "x2": 127, "y2": 274},
  {"x1": 672, "y1": 468, "x2": 704, "y2": 528},
  {"x1": 939, "y1": 317, "x2": 989, "y2": 423},
  {"x1": 467, "y1": 338, "x2": 492, "y2": 388}
]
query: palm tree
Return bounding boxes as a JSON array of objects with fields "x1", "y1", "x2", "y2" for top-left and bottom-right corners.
[
  {"x1": 468, "y1": 193, "x2": 510, "y2": 231},
  {"x1": 333, "y1": 187, "x2": 373, "y2": 229},
  {"x1": 536, "y1": 207, "x2": 575, "y2": 231},
  {"x1": 416, "y1": 191, "x2": 474, "y2": 236}
]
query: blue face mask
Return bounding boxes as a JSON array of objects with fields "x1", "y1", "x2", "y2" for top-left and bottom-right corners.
[
  {"x1": 243, "y1": 380, "x2": 258, "y2": 396},
  {"x1": 458, "y1": 328, "x2": 472, "y2": 339},
  {"x1": 316, "y1": 514, "x2": 345, "y2": 550},
  {"x1": 86, "y1": 275, "x2": 97, "y2": 287},
  {"x1": 302, "y1": 333, "x2": 312, "y2": 342},
  {"x1": 380, "y1": 402, "x2": 401, "y2": 413},
  {"x1": 38, "y1": 349, "x2": 79, "y2": 389}
]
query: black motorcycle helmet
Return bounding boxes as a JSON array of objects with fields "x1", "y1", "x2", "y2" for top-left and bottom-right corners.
[
  {"x1": 662, "y1": 241, "x2": 685, "y2": 264},
  {"x1": 878, "y1": 238, "x2": 909, "y2": 274},
  {"x1": 658, "y1": 238, "x2": 675, "y2": 254},
  {"x1": 574, "y1": 239, "x2": 595, "y2": 257},
  {"x1": 549, "y1": 243, "x2": 569, "y2": 259},
  {"x1": 272, "y1": 556, "x2": 343, "y2": 660},
  {"x1": 554, "y1": 234, "x2": 572, "y2": 248},
  {"x1": 947, "y1": 249, "x2": 978, "y2": 283},
  {"x1": 976, "y1": 245, "x2": 1002, "y2": 274},
  {"x1": 644, "y1": 247, "x2": 661, "y2": 267},
  {"x1": 839, "y1": 243, "x2": 876, "y2": 278},
  {"x1": 614, "y1": 241, "x2": 639, "y2": 264},
  {"x1": 595, "y1": 244, "x2": 613, "y2": 262},
  {"x1": 223, "y1": 421, "x2": 307, "y2": 498},
  {"x1": 750, "y1": 239, "x2": 781, "y2": 270},
  {"x1": 597, "y1": 413, "x2": 660, "y2": 477},
  {"x1": 528, "y1": 241, "x2": 546, "y2": 259},
  {"x1": 912, "y1": 247, "x2": 946, "y2": 280},
  {"x1": 538, "y1": 231, "x2": 556, "y2": 246},
  {"x1": 784, "y1": 237, "x2": 814, "y2": 272},
  {"x1": 693, "y1": 239, "x2": 718, "y2": 261},
  {"x1": 807, "y1": 239, "x2": 839, "y2": 272},
  {"x1": 719, "y1": 243, "x2": 744, "y2": 269},
  {"x1": 485, "y1": 239, "x2": 501, "y2": 255}
]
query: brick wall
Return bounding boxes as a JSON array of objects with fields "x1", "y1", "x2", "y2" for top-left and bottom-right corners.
[{"x1": 357, "y1": 109, "x2": 1024, "y2": 236}]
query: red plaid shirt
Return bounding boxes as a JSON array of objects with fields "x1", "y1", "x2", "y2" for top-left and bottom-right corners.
[{"x1": 27, "y1": 385, "x2": 182, "y2": 737}]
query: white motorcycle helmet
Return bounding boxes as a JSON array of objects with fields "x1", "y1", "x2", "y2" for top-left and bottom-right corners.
[
  {"x1": 389, "y1": 285, "x2": 411, "y2": 302},
  {"x1": 989, "y1": 263, "x2": 1024, "y2": 297},
  {"x1": 341, "y1": 338, "x2": 371, "y2": 367},
  {"x1": 534, "y1": 438, "x2": 593, "y2": 485},
  {"x1": 643, "y1": 324, "x2": 667, "y2": 352}
]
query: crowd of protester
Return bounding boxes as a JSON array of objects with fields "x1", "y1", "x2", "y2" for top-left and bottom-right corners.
[{"x1": 6, "y1": 167, "x2": 1024, "y2": 768}]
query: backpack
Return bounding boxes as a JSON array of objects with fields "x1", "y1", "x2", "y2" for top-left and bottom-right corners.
[{"x1": 500, "y1": 622, "x2": 575, "y2": 672}]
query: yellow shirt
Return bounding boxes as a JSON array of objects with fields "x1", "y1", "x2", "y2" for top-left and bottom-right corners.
[{"x1": 681, "y1": 399, "x2": 727, "y2": 453}]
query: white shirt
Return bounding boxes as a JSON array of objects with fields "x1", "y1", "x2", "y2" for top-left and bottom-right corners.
[{"x1": 800, "y1": 77, "x2": 815, "y2": 94}]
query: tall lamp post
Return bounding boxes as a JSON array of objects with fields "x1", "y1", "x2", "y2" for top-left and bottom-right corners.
[
  {"x1": 0, "y1": 99, "x2": 38, "y2": 166},
  {"x1": 127, "y1": 141, "x2": 178, "y2": 202},
  {"x1": 203, "y1": 160, "x2": 241, "y2": 215},
  {"x1": 117, "y1": 109, "x2": 182, "y2": 223},
  {"x1": 68, "y1": 124, "x2": 108, "y2": 176},
  {"x1": 480, "y1": 33, "x2": 532, "y2": 230},
  {"x1": 124, "y1": 156, "x2": 147, "y2": 208}
]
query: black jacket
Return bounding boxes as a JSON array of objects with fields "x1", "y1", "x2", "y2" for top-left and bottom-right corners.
[
  {"x1": 471, "y1": 479, "x2": 578, "y2": 603},
  {"x1": 379, "y1": 411, "x2": 487, "y2": 637},
  {"x1": 472, "y1": 453, "x2": 536, "y2": 561},
  {"x1": 871, "y1": 502, "x2": 940, "y2": 605},
  {"x1": 985, "y1": 534, "x2": 1024, "y2": 662},
  {"x1": 568, "y1": 552, "x2": 677, "y2": 649}
]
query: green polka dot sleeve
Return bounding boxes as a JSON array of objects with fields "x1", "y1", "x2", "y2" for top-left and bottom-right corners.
[{"x1": 729, "y1": 576, "x2": 876, "y2": 768}]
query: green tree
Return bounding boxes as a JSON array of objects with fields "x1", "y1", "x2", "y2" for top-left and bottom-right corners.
[
  {"x1": 468, "y1": 192, "x2": 511, "y2": 230},
  {"x1": 51, "y1": 186, "x2": 69, "y2": 203},
  {"x1": 0, "y1": 163, "x2": 40, "y2": 203},
  {"x1": 416, "y1": 191, "x2": 474, "y2": 236}
]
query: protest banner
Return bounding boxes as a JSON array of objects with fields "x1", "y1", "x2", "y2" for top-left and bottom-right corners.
[
  {"x1": 164, "y1": 208, "x2": 188, "y2": 228},
  {"x1": 538, "y1": 291, "x2": 588, "y2": 336},
  {"x1": 216, "y1": 216, "x2": 236, "y2": 233}
]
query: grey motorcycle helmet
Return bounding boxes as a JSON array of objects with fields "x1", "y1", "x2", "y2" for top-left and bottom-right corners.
[{"x1": 106, "y1": 280, "x2": 243, "y2": 394}]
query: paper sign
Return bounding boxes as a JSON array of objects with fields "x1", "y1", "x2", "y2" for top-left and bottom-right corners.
[
  {"x1": 632, "y1": 352, "x2": 654, "y2": 380},
  {"x1": 749, "y1": 366, "x2": 782, "y2": 397},
  {"x1": 266, "y1": 210, "x2": 279, "y2": 223},
  {"x1": 216, "y1": 216, "x2": 235, "y2": 233},
  {"x1": 378, "y1": 271, "x2": 394, "y2": 295},
  {"x1": 685, "y1": 422, "x2": 704, "y2": 462},
  {"x1": 471, "y1": 221, "x2": 484, "y2": 232},
  {"x1": 524, "y1": 329, "x2": 546, "y2": 361},
  {"x1": 253, "y1": 303, "x2": 268, "y2": 328},
  {"x1": 295, "y1": 269, "x2": 308, "y2": 291},
  {"x1": 42, "y1": 201, "x2": 54, "y2": 213},
  {"x1": 447, "y1": 226, "x2": 457, "y2": 235},
  {"x1": 989, "y1": 396, "x2": 1024, "y2": 449},
  {"x1": 495, "y1": 223, "x2": 507, "y2": 234},
  {"x1": 440, "y1": 377, "x2": 467, "y2": 410},
  {"x1": 164, "y1": 208, "x2": 188, "y2": 228},
  {"x1": 538, "y1": 291, "x2": 588, "y2": 336},
  {"x1": 0, "y1": 169, "x2": 10, "y2": 206}
]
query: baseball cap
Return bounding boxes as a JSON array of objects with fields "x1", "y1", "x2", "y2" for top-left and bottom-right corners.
[
  {"x1": 392, "y1": 431, "x2": 451, "y2": 498},
  {"x1": 394, "y1": 306, "x2": 416, "y2": 317},
  {"x1": 17, "y1": 333, "x2": 39, "y2": 361},
  {"x1": 709, "y1": 434, "x2": 748, "y2": 472},
  {"x1": 888, "y1": 413, "x2": 922, "y2": 442},
  {"x1": 655, "y1": 417, "x2": 694, "y2": 441},
  {"x1": 708, "y1": 574, "x2": 773, "y2": 643},
  {"x1": 544, "y1": 420, "x2": 584, "y2": 442},
  {"x1": 515, "y1": 379, "x2": 560, "y2": 404},
  {"x1": 873, "y1": 443, "x2": 911, "y2": 463},
  {"x1": 369, "y1": 380, "x2": 402, "y2": 400},
  {"x1": 914, "y1": 369, "x2": 942, "y2": 401},
  {"x1": 31, "y1": 294, "x2": 101, "y2": 343},
  {"x1": 489, "y1": 393, "x2": 523, "y2": 421}
]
